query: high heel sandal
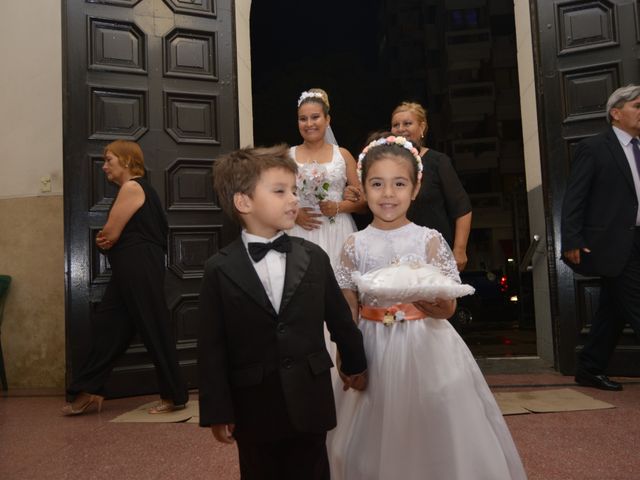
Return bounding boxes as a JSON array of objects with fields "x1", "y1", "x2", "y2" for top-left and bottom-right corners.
[
  {"x1": 61, "y1": 393, "x2": 104, "y2": 416},
  {"x1": 148, "y1": 399, "x2": 186, "y2": 414}
]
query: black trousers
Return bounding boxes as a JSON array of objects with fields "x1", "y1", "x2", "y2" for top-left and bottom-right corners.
[
  {"x1": 579, "y1": 229, "x2": 640, "y2": 374},
  {"x1": 232, "y1": 371, "x2": 330, "y2": 480},
  {"x1": 68, "y1": 243, "x2": 188, "y2": 405},
  {"x1": 236, "y1": 432, "x2": 330, "y2": 480}
]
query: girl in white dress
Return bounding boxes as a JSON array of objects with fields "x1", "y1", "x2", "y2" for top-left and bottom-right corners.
[
  {"x1": 328, "y1": 135, "x2": 527, "y2": 480},
  {"x1": 288, "y1": 88, "x2": 365, "y2": 269}
]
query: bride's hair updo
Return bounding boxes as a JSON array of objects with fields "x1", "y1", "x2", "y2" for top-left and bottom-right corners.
[
  {"x1": 358, "y1": 131, "x2": 423, "y2": 188},
  {"x1": 297, "y1": 88, "x2": 330, "y2": 116}
]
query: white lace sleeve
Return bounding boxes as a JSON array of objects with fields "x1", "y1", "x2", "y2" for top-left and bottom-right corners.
[
  {"x1": 335, "y1": 234, "x2": 358, "y2": 290},
  {"x1": 425, "y1": 230, "x2": 461, "y2": 283}
]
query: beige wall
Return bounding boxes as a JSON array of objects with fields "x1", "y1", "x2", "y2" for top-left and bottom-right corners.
[
  {"x1": 236, "y1": 0, "x2": 255, "y2": 148},
  {"x1": 0, "y1": 197, "x2": 65, "y2": 388},
  {"x1": 0, "y1": 1, "x2": 64, "y2": 198},
  {"x1": 0, "y1": 1, "x2": 64, "y2": 388},
  {"x1": 514, "y1": 0, "x2": 554, "y2": 364}
]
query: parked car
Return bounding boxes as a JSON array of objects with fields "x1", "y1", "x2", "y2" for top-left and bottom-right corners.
[{"x1": 450, "y1": 268, "x2": 518, "y2": 332}]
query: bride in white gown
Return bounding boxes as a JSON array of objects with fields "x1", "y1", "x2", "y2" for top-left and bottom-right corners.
[
  {"x1": 327, "y1": 135, "x2": 527, "y2": 480},
  {"x1": 288, "y1": 89, "x2": 366, "y2": 366},
  {"x1": 288, "y1": 88, "x2": 365, "y2": 269}
]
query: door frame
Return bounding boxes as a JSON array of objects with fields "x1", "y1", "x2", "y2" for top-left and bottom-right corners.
[
  {"x1": 239, "y1": 0, "x2": 558, "y2": 366},
  {"x1": 513, "y1": 0, "x2": 557, "y2": 367},
  {"x1": 531, "y1": 0, "x2": 640, "y2": 375}
]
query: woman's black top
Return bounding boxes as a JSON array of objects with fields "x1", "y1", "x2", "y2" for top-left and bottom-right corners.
[
  {"x1": 109, "y1": 177, "x2": 168, "y2": 253},
  {"x1": 407, "y1": 149, "x2": 472, "y2": 247}
]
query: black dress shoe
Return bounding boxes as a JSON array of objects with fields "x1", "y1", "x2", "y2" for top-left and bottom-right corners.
[{"x1": 574, "y1": 371, "x2": 623, "y2": 391}]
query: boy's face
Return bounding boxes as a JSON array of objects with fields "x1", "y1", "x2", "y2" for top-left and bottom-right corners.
[{"x1": 238, "y1": 167, "x2": 299, "y2": 238}]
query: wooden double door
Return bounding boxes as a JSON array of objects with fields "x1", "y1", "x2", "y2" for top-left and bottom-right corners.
[
  {"x1": 63, "y1": 0, "x2": 238, "y2": 397},
  {"x1": 535, "y1": 0, "x2": 640, "y2": 374}
]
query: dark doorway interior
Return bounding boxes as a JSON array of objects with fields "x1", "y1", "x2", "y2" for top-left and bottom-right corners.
[{"x1": 250, "y1": 0, "x2": 536, "y2": 357}]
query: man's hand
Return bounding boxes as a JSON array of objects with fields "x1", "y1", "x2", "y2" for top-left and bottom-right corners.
[
  {"x1": 563, "y1": 247, "x2": 591, "y2": 265},
  {"x1": 211, "y1": 424, "x2": 235, "y2": 444}
]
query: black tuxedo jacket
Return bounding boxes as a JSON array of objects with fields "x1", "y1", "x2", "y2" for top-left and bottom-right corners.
[
  {"x1": 561, "y1": 127, "x2": 639, "y2": 277},
  {"x1": 197, "y1": 235, "x2": 367, "y2": 440}
]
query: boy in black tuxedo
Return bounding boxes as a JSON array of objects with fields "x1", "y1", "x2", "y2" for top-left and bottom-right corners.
[{"x1": 198, "y1": 145, "x2": 368, "y2": 480}]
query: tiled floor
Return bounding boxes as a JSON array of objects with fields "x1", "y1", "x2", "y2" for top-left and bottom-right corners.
[{"x1": 1, "y1": 372, "x2": 639, "y2": 479}]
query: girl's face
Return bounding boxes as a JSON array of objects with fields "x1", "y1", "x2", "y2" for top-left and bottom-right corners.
[
  {"x1": 102, "y1": 150, "x2": 128, "y2": 185},
  {"x1": 298, "y1": 102, "x2": 329, "y2": 142},
  {"x1": 390, "y1": 110, "x2": 427, "y2": 147},
  {"x1": 363, "y1": 155, "x2": 420, "y2": 230}
]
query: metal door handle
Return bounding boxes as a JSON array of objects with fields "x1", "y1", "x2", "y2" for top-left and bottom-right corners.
[{"x1": 519, "y1": 234, "x2": 541, "y2": 273}]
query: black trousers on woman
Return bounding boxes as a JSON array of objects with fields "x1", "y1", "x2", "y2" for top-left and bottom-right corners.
[{"x1": 68, "y1": 243, "x2": 188, "y2": 405}]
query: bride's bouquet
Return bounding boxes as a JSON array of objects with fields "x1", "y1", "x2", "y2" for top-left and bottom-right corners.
[
  {"x1": 297, "y1": 162, "x2": 330, "y2": 207},
  {"x1": 353, "y1": 259, "x2": 475, "y2": 303}
]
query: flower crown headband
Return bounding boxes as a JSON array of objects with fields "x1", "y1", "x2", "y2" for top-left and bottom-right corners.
[
  {"x1": 357, "y1": 136, "x2": 423, "y2": 183},
  {"x1": 297, "y1": 91, "x2": 325, "y2": 107}
]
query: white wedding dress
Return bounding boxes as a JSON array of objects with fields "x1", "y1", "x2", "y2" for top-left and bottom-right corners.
[
  {"x1": 328, "y1": 223, "x2": 527, "y2": 480},
  {"x1": 288, "y1": 145, "x2": 357, "y2": 269},
  {"x1": 288, "y1": 145, "x2": 358, "y2": 369}
]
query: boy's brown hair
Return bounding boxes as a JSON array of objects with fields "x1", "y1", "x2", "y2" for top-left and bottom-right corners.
[{"x1": 213, "y1": 144, "x2": 297, "y2": 225}]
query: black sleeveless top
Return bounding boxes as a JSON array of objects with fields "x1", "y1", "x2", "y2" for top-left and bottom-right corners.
[
  {"x1": 407, "y1": 149, "x2": 472, "y2": 247},
  {"x1": 109, "y1": 177, "x2": 168, "y2": 253}
]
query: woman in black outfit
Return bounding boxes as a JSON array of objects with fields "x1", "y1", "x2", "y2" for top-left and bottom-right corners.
[
  {"x1": 391, "y1": 102, "x2": 473, "y2": 271},
  {"x1": 63, "y1": 140, "x2": 188, "y2": 415}
]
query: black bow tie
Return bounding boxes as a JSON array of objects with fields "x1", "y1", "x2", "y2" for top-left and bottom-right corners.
[{"x1": 248, "y1": 234, "x2": 292, "y2": 262}]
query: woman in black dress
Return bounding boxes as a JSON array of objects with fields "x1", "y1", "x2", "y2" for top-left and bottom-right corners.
[
  {"x1": 391, "y1": 102, "x2": 472, "y2": 271},
  {"x1": 63, "y1": 140, "x2": 188, "y2": 415}
]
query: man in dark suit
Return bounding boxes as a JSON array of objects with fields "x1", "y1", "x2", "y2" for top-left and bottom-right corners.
[
  {"x1": 561, "y1": 84, "x2": 640, "y2": 391},
  {"x1": 198, "y1": 145, "x2": 367, "y2": 479}
]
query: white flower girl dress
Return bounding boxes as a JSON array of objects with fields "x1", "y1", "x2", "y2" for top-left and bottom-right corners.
[{"x1": 328, "y1": 223, "x2": 527, "y2": 480}]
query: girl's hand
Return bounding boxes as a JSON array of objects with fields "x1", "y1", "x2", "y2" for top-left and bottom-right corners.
[
  {"x1": 296, "y1": 207, "x2": 323, "y2": 230},
  {"x1": 413, "y1": 298, "x2": 456, "y2": 319},
  {"x1": 318, "y1": 200, "x2": 339, "y2": 218},
  {"x1": 343, "y1": 185, "x2": 362, "y2": 202},
  {"x1": 211, "y1": 424, "x2": 235, "y2": 444}
]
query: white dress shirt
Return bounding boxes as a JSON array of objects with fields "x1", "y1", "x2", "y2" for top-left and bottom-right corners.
[
  {"x1": 612, "y1": 126, "x2": 640, "y2": 225},
  {"x1": 241, "y1": 230, "x2": 287, "y2": 313}
]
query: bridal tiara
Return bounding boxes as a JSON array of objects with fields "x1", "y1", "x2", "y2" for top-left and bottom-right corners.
[
  {"x1": 297, "y1": 91, "x2": 325, "y2": 107},
  {"x1": 357, "y1": 136, "x2": 423, "y2": 183}
]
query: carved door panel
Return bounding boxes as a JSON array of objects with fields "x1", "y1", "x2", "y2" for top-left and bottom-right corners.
[
  {"x1": 536, "y1": 0, "x2": 640, "y2": 374},
  {"x1": 63, "y1": 0, "x2": 238, "y2": 397}
]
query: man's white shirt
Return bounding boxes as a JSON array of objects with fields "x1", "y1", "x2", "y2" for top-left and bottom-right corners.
[{"x1": 612, "y1": 126, "x2": 640, "y2": 225}]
